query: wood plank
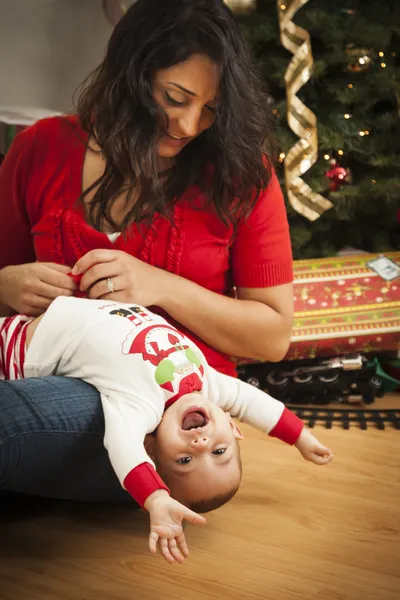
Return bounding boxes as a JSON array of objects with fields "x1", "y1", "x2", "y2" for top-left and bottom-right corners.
[{"x1": 1, "y1": 396, "x2": 399, "y2": 600}]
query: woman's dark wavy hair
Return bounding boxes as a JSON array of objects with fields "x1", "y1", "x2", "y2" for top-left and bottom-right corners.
[{"x1": 76, "y1": 0, "x2": 274, "y2": 231}]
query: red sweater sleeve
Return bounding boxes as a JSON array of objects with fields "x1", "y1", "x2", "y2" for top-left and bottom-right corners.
[
  {"x1": 0, "y1": 127, "x2": 37, "y2": 269},
  {"x1": 231, "y1": 170, "x2": 293, "y2": 288}
]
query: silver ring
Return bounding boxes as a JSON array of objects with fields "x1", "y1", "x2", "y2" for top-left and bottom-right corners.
[{"x1": 107, "y1": 277, "x2": 115, "y2": 293}]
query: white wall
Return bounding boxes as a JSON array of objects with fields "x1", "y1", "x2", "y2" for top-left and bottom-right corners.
[{"x1": 0, "y1": 0, "x2": 125, "y2": 112}]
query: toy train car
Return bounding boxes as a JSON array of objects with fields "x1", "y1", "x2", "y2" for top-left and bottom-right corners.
[{"x1": 237, "y1": 354, "x2": 384, "y2": 405}]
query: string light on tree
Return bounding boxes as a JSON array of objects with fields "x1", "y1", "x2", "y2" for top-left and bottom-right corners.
[
  {"x1": 344, "y1": 113, "x2": 352, "y2": 119},
  {"x1": 346, "y1": 45, "x2": 372, "y2": 72}
]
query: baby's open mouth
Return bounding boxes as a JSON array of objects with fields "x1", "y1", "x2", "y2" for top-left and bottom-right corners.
[{"x1": 181, "y1": 407, "x2": 209, "y2": 431}]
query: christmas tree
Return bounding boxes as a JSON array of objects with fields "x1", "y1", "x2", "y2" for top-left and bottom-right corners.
[{"x1": 236, "y1": 0, "x2": 400, "y2": 259}]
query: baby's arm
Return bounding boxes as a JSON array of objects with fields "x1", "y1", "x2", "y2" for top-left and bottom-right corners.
[
  {"x1": 99, "y1": 391, "x2": 169, "y2": 507},
  {"x1": 100, "y1": 392, "x2": 205, "y2": 564},
  {"x1": 206, "y1": 366, "x2": 302, "y2": 441},
  {"x1": 206, "y1": 367, "x2": 333, "y2": 465}
]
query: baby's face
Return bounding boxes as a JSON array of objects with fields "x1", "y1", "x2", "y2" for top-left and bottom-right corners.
[{"x1": 150, "y1": 393, "x2": 243, "y2": 506}]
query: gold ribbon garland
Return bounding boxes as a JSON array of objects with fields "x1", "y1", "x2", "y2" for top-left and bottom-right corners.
[{"x1": 277, "y1": 0, "x2": 332, "y2": 221}]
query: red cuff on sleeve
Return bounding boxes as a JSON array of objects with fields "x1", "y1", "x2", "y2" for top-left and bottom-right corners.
[
  {"x1": 123, "y1": 463, "x2": 170, "y2": 508},
  {"x1": 269, "y1": 407, "x2": 304, "y2": 445}
]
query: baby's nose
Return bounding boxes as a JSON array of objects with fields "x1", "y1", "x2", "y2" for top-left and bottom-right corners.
[{"x1": 191, "y1": 436, "x2": 209, "y2": 448}]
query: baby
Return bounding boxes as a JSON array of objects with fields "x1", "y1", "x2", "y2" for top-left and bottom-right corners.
[{"x1": 0, "y1": 297, "x2": 333, "y2": 563}]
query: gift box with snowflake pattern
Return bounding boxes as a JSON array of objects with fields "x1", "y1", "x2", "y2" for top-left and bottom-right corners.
[{"x1": 283, "y1": 252, "x2": 400, "y2": 360}]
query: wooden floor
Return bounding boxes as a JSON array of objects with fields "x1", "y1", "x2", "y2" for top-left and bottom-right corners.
[{"x1": 1, "y1": 398, "x2": 399, "y2": 600}]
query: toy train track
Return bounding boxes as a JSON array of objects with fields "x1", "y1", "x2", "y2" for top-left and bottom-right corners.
[{"x1": 288, "y1": 407, "x2": 400, "y2": 430}]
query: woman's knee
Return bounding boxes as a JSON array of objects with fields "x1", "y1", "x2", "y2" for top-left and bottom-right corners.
[
  {"x1": 0, "y1": 376, "x2": 104, "y2": 439},
  {"x1": 0, "y1": 377, "x2": 129, "y2": 502}
]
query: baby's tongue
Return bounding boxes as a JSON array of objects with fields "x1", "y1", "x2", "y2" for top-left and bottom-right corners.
[{"x1": 182, "y1": 411, "x2": 206, "y2": 430}]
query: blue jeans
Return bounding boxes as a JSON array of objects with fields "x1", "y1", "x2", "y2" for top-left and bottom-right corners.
[{"x1": 0, "y1": 376, "x2": 131, "y2": 503}]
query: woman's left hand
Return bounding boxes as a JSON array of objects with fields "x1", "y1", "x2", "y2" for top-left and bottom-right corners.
[{"x1": 71, "y1": 249, "x2": 171, "y2": 307}]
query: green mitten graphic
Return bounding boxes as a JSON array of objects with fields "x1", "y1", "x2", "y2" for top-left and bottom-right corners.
[
  {"x1": 155, "y1": 359, "x2": 176, "y2": 385},
  {"x1": 185, "y1": 348, "x2": 201, "y2": 368}
]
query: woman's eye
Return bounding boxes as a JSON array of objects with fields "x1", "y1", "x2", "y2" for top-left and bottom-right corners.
[
  {"x1": 176, "y1": 457, "x2": 192, "y2": 465},
  {"x1": 212, "y1": 448, "x2": 227, "y2": 456},
  {"x1": 165, "y1": 91, "x2": 185, "y2": 107}
]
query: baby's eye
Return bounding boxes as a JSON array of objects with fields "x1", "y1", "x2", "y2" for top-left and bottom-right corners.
[
  {"x1": 212, "y1": 448, "x2": 227, "y2": 456},
  {"x1": 176, "y1": 457, "x2": 192, "y2": 465}
]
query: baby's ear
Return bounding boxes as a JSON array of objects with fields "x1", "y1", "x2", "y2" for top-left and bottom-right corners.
[
  {"x1": 144, "y1": 434, "x2": 157, "y2": 460},
  {"x1": 226, "y1": 414, "x2": 244, "y2": 440}
]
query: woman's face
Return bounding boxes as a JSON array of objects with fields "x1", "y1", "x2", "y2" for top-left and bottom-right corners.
[{"x1": 152, "y1": 53, "x2": 220, "y2": 158}]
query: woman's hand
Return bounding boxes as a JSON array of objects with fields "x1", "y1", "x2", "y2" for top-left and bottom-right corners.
[
  {"x1": 72, "y1": 249, "x2": 172, "y2": 307},
  {"x1": 0, "y1": 262, "x2": 77, "y2": 317}
]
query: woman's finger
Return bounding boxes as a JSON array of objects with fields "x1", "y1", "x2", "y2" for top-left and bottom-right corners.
[
  {"x1": 35, "y1": 280, "x2": 76, "y2": 301},
  {"x1": 72, "y1": 249, "x2": 121, "y2": 276},
  {"x1": 88, "y1": 275, "x2": 126, "y2": 300},
  {"x1": 38, "y1": 265, "x2": 77, "y2": 292},
  {"x1": 44, "y1": 262, "x2": 75, "y2": 274},
  {"x1": 30, "y1": 294, "x2": 59, "y2": 310},
  {"x1": 79, "y1": 261, "x2": 121, "y2": 292}
]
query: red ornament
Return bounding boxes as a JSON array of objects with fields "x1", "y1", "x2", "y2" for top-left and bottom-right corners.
[{"x1": 325, "y1": 160, "x2": 352, "y2": 191}]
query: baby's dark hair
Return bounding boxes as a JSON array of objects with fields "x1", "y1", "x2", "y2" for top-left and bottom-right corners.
[{"x1": 186, "y1": 469, "x2": 241, "y2": 514}]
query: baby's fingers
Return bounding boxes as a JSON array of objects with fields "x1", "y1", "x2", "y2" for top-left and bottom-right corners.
[
  {"x1": 183, "y1": 507, "x2": 207, "y2": 526},
  {"x1": 168, "y1": 538, "x2": 186, "y2": 564},
  {"x1": 158, "y1": 537, "x2": 176, "y2": 564},
  {"x1": 149, "y1": 531, "x2": 159, "y2": 554},
  {"x1": 176, "y1": 532, "x2": 189, "y2": 558},
  {"x1": 311, "y1": 450, "x2": 334, "y2": 465}
]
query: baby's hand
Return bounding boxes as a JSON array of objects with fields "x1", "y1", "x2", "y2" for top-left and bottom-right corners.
[
  {"x1": 295, "y1": 428, "x2": 334, "y2": 465},
  {"x1": 144, "y1": 490, "x2": 206, "y2": 564}
]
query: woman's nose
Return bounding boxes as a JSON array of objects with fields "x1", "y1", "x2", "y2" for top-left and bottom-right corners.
[{"x1": 178, "y1": 108, "x2": 202, "y2": 138}]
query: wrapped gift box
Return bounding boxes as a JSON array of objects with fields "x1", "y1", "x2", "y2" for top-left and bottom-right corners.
[
  {"x1": 285, "y1": 251, "x2": 400, "y2": 360},
  {"x1": 0, "y1": 106, "x2": 61, "y2": 156}
]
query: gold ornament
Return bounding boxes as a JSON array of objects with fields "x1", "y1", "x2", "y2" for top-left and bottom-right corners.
[
  {"x1": 103, "y1": 0, "x2": 127, "y2": 26},
  {"x1": 277, "y1": 0, "x2": 332, "y2": 221},
  {"x1": 224, "y1": 0, "x2": 257, "y2": 12}
]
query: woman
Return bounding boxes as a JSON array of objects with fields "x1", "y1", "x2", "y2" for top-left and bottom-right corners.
[{"x1": 0, "y1": 0, "x2": 293, "y2": 502}]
